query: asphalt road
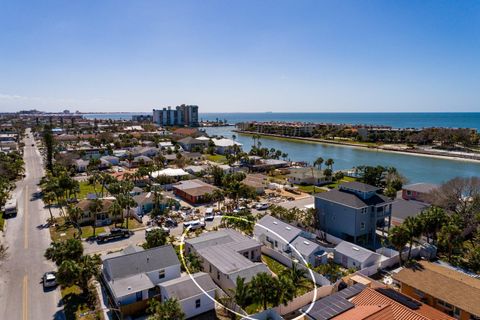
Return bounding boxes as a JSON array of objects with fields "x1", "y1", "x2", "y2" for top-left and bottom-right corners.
[{"x1": 0, "y1": 129, "x2": 64, "y2": 320}]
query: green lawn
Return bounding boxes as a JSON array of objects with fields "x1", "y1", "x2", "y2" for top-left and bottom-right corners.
[
  {"x1": 118, "y1": 217, "x2": 144, "y2": 230},
  {"x1": 61, "y1": 285, "x2": 102, "y2": 320},
  {"x1": 0, "y1": 213, "x2": 4, "y2": 231},
  {"x1": 50, "y1": 217, "x2": 105, "y2": 241},
  {"x1": 77, "y1": 181, "x2": 103, "y2": 199},
  {"x1": 262, "y1": 254, "x2": 287, "y2": 275},
  {"x1": 325, "y1": 176, "x2": 357, "y2": 189},
  {"x1": 206, "y1": 154, "x2": 227, "y2": 164},
  {"x1": 294, "y1": 184, "x2": 326, "y2": 194}
]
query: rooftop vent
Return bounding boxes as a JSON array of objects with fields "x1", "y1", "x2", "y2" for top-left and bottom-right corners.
[
  {"x1": 352, "y1": 247, "x2": 360, "y2": 251},
  {"x1": 273, "y1": 221, "x2": 278, "y2": 225},
  {"x1": 127, "y1": 286, "x2": 132, "y2": 291},
  {"x1": 286, "y1": 227, "x2": 291, "y2": 230},
  {"x1": 303, "y1": 241, "x2": 310, "y2": 245}
]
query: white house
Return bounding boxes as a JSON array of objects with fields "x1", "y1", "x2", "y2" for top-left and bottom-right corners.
[
  {"x1": 254, "y1": 215, "x2": 304, "y2": 253},
  {"x1": 333, "y1": 240, "x2": 382, "y2": 270},
  {"x1": 75, "y1": 159, "x2": 89, "y2": 172},
  {"x1": 159, "y1": 272, "x2": 217, "y2": 319},
  {"x1": 290, "y1": 236, "x2": 328, "y2": 267},
  {"x1": 211, "y1": 138, "x2": 242, "y2": 155}
]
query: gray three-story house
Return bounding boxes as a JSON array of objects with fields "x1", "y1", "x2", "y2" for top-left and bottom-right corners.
[{"x1": 314, "y1": 181, "x2": 392, "y2": 248}]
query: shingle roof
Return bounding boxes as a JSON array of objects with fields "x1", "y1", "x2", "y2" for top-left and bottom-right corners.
[
  {"x1": 256, "y1": 215, "x2": 303, "y2": 243},
  {"x1": 340, "y1": 182, "x2": 380, "y2": 193},
  {"x1": 391, "y1": 199, "x2": 428, "y2": 222},
  {"x1": 160, "y1": 272, "x2": 217, "y2": 301},
  {"x1": 393, "y1": 261, "x2": 480, "y2": 317},
  {"x1": 103, "y1": 244, "x2": 180, "y2": 280},
  {"x1": 315, "y1": 189, "x2": 390, "y2": 209}
]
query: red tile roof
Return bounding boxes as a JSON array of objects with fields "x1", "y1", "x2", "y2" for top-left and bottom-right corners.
[{"x1": 348, "y1": 288, "x2": 454, "y2": 320}]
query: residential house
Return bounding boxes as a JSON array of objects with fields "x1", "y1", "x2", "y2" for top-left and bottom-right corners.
[
  {"x1": 393, "y1": 261, "x2": 480, "y2": 320},
  {"x1": 402, "y1": 183, "x2": 439, "y2": 203},
  {"x1": 178, "y1": 136, "x2": 208, "y2": 152},
  {"x1": 391, "y1": 199, "x2": 429, "y2": 225},
  {"x1": 102, "y1": 245, "x2": 181, "y2": 316},
  {"x1": 100, "y1": 155, "x2": 120, "y2": 166},
  {"x1": 151, "y1": 168, "x2": 190, "y2": 184},
  {"x1": 75, "y1": 159, "x2": 89, "y2": 172},
  {"x1": 287, "y1": 167, "x2": 331, "y2": 186},
  {"x1": 290, "y1": 236, "x2": 328, "y2": 267},
  {"x1": 158, "y1": 272, "x2": 217, "y2": 319},
  {"x1": 172, "y1": 179, "x2": 219, "y2": 204},
  {"x1": 185, "y1": 229, "x2": 269, "y2": 293},
  {"x1": 210, "y1": 138, "x2": 242, "y2": 155},
  {"x1": 254, "y1": 215, "x2": 304, "y2": 253},
  {"x1": 242, "y1": 174, "x2": 268, "y2": 194},
  {"x1": 75, "y1": 198, "x2": 118, "y2": 225},
  {"x1": 333, "y1": 240, "x2": 381, "y2": 270},
  {"x1": 314, "y1": 182, "x2": 393, "y2": 247},
  {"x1": 301, "y1": 283, "x2": 454, "y2": 320}
]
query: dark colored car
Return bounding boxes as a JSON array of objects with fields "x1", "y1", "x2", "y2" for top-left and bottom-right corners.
[{"x1": 97, "y1": 228, "x2": 133, "y2": 243}]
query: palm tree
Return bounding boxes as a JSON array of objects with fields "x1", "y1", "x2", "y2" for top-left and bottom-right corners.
[
  {"x1": 233, "y1": 276, "x2": 249, "y2": 309},
  {"x1": 211, "y1": 189, "x2": 225, "y2": 211},
  {"x1": 108, "y1": 200, "x2": 123, "y2": 227},
  {"x1": 273, "y1": 275, "x2": 295, "y2": 306},
  {"x1": 403, "y1": 216, "x2": 422, "y2": 261},
  {"x1": 438, "y1": 221, "x2": 463, "y2": 262},
  {"x1": 43, "y1": 191, "x2": 56, "y2": 223},
  {"x1": 388, "y1": 225, "x2": 409, "y2": 265},
  {"x1": 280, "y1": 263, "x2": 310, "y2": 297},
  {"x1": 88, "y1": 198, "x2": 103, "y2": 236},
  {"x1": 314, "y1": 157, "x2": 324, "y2": 170},
  {"x1": 325, "y1": 158, "x2": 334, "y2": 170},
  {"x1": 148, "y1": 298, "x2": 185, "y2": 320},
  {"x1": 248, "y1": 272, "x2": 274, "y2": 310}
]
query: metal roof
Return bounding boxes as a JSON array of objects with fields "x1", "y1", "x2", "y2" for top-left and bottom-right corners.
[
  {"x1": 256, "y1": 215, "x2": 303, "y2": 243},
  {"x1": 159, "y1": 272, "x2": 217, "y2": 301}
]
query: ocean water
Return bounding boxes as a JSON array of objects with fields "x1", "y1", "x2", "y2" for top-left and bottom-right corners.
[
  {"x1": 83, "y1": 112, "x2": 480, "y2": 183},
  {"x1": 85, "y1": 112, "x2": 480, "y2": 130}
]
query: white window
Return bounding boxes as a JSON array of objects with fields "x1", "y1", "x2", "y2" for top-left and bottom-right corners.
[
  {"x1": 195, "y1": 299, "x2": 201, "y2": 308},
  {"x1": 360, "y1": 222, "x2": 365, "y2": 230}
]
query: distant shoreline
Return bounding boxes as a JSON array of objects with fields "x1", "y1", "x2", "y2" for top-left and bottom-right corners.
[{"x1": 234, "y1": 130, "x2": 480, "y2": 163}]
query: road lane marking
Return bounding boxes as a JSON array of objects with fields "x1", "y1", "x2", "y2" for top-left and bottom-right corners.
[
  {"x1": 23, "y1": 275, "x2": 28, "y2": 320},
  {"x1": 24, "y1": 185, "x2": 28, "y2": 250}
]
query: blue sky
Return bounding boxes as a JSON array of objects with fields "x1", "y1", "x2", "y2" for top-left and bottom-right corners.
[{"x1": 0, "y1": 0, "x2": 479, "y2": 113}]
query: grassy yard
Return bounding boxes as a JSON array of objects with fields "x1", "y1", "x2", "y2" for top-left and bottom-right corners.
[
  {"x1": 50, "y1": 217, "x2": 105, "y2": 241},
  {"x1": 61, "y1": 285, "x2": 102, "y2": 320},
  {"x1": 325, "y1": 176, "x2": 357, "y2": 189},
  {"x1": 262, "y1": 254, "x2": 287, "y2": 275},
  {"x1": 77, "y1": 181, "x2": 103, "y2": 200},
  {"x1": 118, "y1": 217, "x2": 144, "y2": 230},
  {"x1": 206, "y1": 154, "x2": 227, "y2": 164},
  {"x1": 0, "y1": 213, "x2": 4, "y2": 231},
  {"x1": 294, "y1": 184, "x2": 326, "y2": 194}
]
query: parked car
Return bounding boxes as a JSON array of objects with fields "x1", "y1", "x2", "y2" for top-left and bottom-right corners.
[
  {"x1": 183, "y1": 219, "x2": 206, "y2": 231},
  {"x1": 146, "y1": 226, "x2": 170, "y2": 235},
  {"x1": 97, "y1": 228, "x2": 133, "y2": 243},
  {"x1": 43, "y1": 272, "x2": 57, "y2": 289},
  {"x1": 255, "y1": 203, "x2": 270, "y2": 210},
  {"x1": 164, "y1": 218, "x2": 178, "y2": 228},
  {"x1": 204, "y1": 208, "x2": 215, "y2": 221}
]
